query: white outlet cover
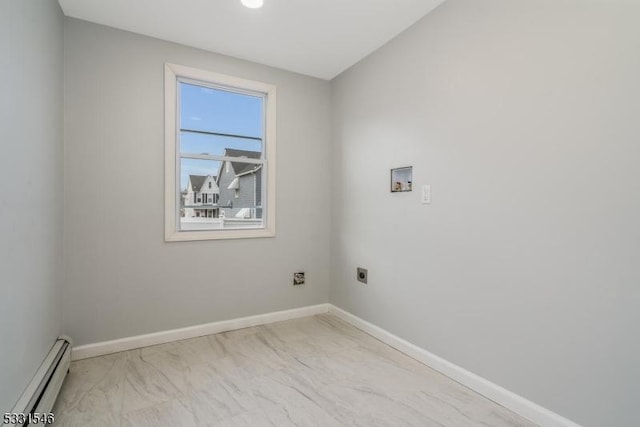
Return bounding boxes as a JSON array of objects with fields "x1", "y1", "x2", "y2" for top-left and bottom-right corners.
[{"x1": 421, "y1": 185, "x2": 431, "y2": 204}]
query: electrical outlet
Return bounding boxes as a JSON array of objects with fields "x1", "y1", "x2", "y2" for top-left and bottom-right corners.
[
  {"x1": 357, "y1": 267, "x2": 368, "y2": 284},
  {"x1": 293, "y1": 272, "x2": 305, "y2": 285}
]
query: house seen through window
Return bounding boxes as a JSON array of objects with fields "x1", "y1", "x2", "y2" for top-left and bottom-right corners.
[{"x1": 165, "y1": 64, "x2": 276, "y2": 241}]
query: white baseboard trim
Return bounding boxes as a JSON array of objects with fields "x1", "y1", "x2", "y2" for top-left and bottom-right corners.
[
  {"x1": 72, "y1": 304, "x2": 330, "y2": 361},
  {"x1": 328, "y1": 304, "x2": 581, "y2": 427}
]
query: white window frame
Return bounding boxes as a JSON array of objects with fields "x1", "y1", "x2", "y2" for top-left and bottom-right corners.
[{"x1": 164, "y1": 63, "x2": 276, "y2": 242}]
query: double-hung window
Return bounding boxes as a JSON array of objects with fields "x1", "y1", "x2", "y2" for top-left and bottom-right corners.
[{"x1": 165, "y1": 63, "x2": 276, "y2": 241}]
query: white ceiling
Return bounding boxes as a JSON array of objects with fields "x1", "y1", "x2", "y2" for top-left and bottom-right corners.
[{"x1": 58, "y1": 0, "x2": 445, "y2": 80}]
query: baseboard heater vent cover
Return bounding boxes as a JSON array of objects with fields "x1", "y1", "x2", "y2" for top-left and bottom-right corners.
[{"x1": 3, "y1": 336, "x2": 72, "y2": 426}]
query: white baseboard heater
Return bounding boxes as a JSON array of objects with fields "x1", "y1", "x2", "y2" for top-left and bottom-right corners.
[{"x1": 3, "y1": 337, "x2": 72, "y2": 426}]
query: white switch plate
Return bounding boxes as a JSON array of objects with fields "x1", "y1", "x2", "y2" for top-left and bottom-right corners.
[{"x1": 421, "y1": 185, "x2": 431, "y2": 204}]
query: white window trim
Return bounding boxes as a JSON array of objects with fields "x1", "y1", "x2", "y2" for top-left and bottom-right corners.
[{"x1": 164, "y1": 63, "x2": 276, "y2": 242}]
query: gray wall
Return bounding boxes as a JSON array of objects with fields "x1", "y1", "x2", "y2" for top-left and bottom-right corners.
[
  {"x1": 0, "y1": 0, "x2": 64, "y2": 414},
  {"x1": 330, "y1": 1, "x2": 640, "y2": 426},
  {"x1": 63, "y1": 19, "x2": 332, "y2": 345}
]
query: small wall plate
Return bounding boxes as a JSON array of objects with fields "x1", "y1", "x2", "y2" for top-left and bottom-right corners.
[
  {"x1": 357, "y1": 267, "x2": 368, "y2": 284},
  {"x1": 293, "y1": 272, "x2": 305, "y2": 285}
]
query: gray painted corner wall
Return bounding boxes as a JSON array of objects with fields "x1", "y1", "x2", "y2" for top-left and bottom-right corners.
[
  {"x1": 329, "y1": 1, "x2": 640, "y2": 426},
  {"x1": 0, "y1": 0, "x2": 64, "y2": 414},
  {"x1": 62, "y1": 18, "x2": 332, "y2": 346}
]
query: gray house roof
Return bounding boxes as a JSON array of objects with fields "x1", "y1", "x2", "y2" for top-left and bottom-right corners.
[
  {"x1": 225, "y1": 148, "x2": 261, "y2": 175},
  {"x1": 189, "y1": 175, "x2": 207, "y2": 192}
]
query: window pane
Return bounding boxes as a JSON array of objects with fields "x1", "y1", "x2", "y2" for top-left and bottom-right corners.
[
  {"x1": 179, "y1": 159, "x2": 264, "y2": 231},
  {"x1": 180, "y1": 82, "x2": 263, "y2": 139},
  {"x1": 180, "y1": 131, "x2": 262, "y2": 157}
]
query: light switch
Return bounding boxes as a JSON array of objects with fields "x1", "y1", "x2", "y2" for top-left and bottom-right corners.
[{"x1": 421, "y1": 185, "x2": 431, "y2": 204}]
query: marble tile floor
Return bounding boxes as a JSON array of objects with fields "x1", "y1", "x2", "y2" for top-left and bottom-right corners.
[{"x1": 52, "y1": 314, "x2": 536, "y2": 427}]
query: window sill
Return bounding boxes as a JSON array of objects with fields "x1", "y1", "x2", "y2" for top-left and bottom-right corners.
[{"x1": 165, "y1": 227, "x2": 275, "y2": 242}]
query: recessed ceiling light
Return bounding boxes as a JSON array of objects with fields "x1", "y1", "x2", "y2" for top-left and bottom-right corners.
[{"x1": 241, "y1": 0, "x2": 263, "y2": 9}]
